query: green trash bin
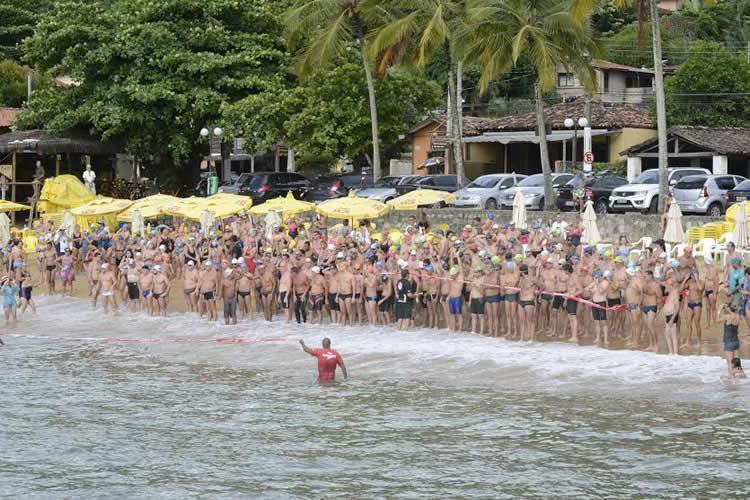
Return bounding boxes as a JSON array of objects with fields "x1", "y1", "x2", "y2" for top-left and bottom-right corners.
[{"x1": 207, "y1": 175, "x2": 219, "y2": 196}]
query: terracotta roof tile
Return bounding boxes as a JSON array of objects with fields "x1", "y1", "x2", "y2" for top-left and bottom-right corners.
[
  {"x1": 0, "y1": 107, "x2": 22, "y2": 128},
  {"x1": 623, "y1": 126, "x2": 750, "y2": 156}
]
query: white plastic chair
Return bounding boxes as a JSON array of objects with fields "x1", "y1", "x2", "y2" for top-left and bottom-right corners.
[
  {"x1": 715, "y1": 232, "x2": 736, "y2": 265},
  {"x1": 671, "y1": 243, "x2": 687, "y2": 258},
  {"x1": 692, "y1": 238, "x2": 716, "y2": 260},
  {"x1": 629, "y1": 236, "x2": 653, "y2": 261}
]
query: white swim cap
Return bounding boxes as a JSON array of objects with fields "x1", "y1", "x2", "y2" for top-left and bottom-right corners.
[
  {"x1": 224, "y1": 268, "x2": 232, "y2": 276},
  {"x1": 101, "y1": 263, "x2": 109, "y2": 269},
  {"x1": 187, "y1": 261, "x2": 195, "y2": 266},
  {"x1": 159, "y1": 245, "x2": 166, "y2": 251},
  {"x1": 128, "y1": 259, "x2": 134, "y2": 265},
  {"x1": 154, "y1": 265, "x2": 161, "y2": 271},
  {"x1": 312, "y1": 266, "x2": 321, "y2": 274}
]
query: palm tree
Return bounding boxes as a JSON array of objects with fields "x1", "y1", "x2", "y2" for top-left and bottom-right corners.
[
  {"x1": 366, "y1": 0, "x2": 467, "y2": 187},
  {"x1": 285, "y1": 0, "x2": 385, "y2": 180},
  {"x1": 461, "y1": 0, "x2": 600, "y2": 210}
]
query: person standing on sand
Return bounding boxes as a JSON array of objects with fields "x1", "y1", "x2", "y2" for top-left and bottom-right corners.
[
  {"x1": 99, "y1": 263, "x2": 118, "y2": 315},
  {"x1": 152, "y1": 265, "x2": 170, "y2": 317},
  {"x1": 300, "y1": 338, "x2": 348, "y2": 382}
]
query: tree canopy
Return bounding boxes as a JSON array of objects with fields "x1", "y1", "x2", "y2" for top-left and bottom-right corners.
[
  {"x1": 665, "y1": 41, "x2": 750, "y2": 127},
  {"x1": 19, "y1": 0, "x2": 289, "y2": 181},
  {"x1": 0, "y1": 0, "x2": 53, "y2": 61}
]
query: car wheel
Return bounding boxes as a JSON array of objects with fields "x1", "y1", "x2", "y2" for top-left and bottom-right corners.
[
  {"x1": 594, "y1": 199, "x2": 608, "y2": 214},
  {"x1": 648, "y1": 197, "x2": 658, "y2": 214},
  {"x1": 707, "y1": 203, "x2": 723, "y2": 217},
  {"x1": 538, "y1": 197, "x2": 545, "y2": 211},
  {"x1": 485, "y1": 198, "x2": 497, "y2": 210}
]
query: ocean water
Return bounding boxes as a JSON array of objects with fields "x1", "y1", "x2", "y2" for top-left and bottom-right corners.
[{"x1": 1, "y1": 296, "x2": 749, "y2": 498}]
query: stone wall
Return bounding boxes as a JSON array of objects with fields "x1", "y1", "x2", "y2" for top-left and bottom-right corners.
[{"x1": 373, "y1": 209, "x2": 722, "y2": 243}]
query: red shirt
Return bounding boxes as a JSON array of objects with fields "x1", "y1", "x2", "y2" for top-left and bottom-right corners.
[{"x1": 310, "y1": 348, "x2": 344, "y2": 382}]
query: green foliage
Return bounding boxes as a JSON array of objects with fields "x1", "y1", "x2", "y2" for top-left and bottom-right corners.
[
  {"x1": 592, "y1": 161, "x2": 626, "y2": 177},
  {"x1": 224, "y1": 63, "x2": 441, "y2": 172},
  {"x1": 18, "y1": 0, "x2": 289, "y2": 181},
  {"x1": 664, "y1": 41, "x2": 750, "y2": 127},
  {"x1": 0, "y1": 0, "x2": 53, "y2": 61},
  {"x1": 591, "y1": 0, "x2": 636, "y2": 36},
  {"x1": 0, "y1": 59, "x2": 52, "y2": 107}
]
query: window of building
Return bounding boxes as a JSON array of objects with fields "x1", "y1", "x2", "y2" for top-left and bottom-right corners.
[
  {"x1": 625, "y1": 73, "x2": 654, "y2": 88},
  {"x1": 558, "y1": 73, "x2": 577, "y2": 87}
]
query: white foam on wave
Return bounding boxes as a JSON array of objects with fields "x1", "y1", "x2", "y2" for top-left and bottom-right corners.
[{"x1": 15, "y1": 295, "x2": 736, "y2": 398}]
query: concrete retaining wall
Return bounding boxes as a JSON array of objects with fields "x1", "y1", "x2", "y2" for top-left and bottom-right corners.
[{"x1": 373, "y1": 209, "x2": 722, "y2": 243}]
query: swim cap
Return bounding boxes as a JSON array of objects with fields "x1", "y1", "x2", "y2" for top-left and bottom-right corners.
[
  {"x1": 514, "y1": 254, "x2": 523, "y2": 262},
  {"x1": 614, "y1": 256, "x2": 624, "y2": 263},
  {"x1": 491, "y1": 255, "x2": 501, "y2": 265},
  {"x1": 584, "y1": 247, "x2": 593, "y2": 254},
  {"x1": 602, "y1": 270, "x2": 612, "y2": 278},
  {"x1": 670, "y1": 259, "x2": 680, "y2": 268},
  {"x1": 449, "y1": 267, "x2": 459, "y2": 277},
  {"x1": 474, "y1": 265, "x2": 484, "y2": 273},
  {"x1": 593, "y1": 269, "x2": 603, "y2": 278},
  {"x1": 312, "y1": 266, "x2": 321, "y2": 274}
]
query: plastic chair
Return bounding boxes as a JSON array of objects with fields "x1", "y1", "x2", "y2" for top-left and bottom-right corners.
[
  {"x1": 703, "y1": 225, "x2": 720, "y2": 240},
  {"x1": 715, "y1": 232, "x2": 736, "y2": 265},
  {"x1": 671, "y1": 243, "x2": 687, "y2": 258},
  {"x1": 692, "y1": 237, "x2": 716, "y2": 260},
  {"x1": 686, "y1": 227, "x2": 704, "y2": 245}
]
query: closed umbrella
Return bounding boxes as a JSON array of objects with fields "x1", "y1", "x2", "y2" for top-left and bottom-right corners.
[
  {"x1": 511, "y1": 190, "x2": 527, "y2": 229},
  {"x1": 733, "y1": 201, "x2": 749, "y2": 249},
  {"x1": 0, "y1": 212, "x2": 10, "y2": 248},
  {"x1": 131, "y1": 208, "x2": 145, "y2": 236},
  {"x1": 60, "y1": 209, "x2": 75, "y2": 235},
  {"x1": 663, "y1": 199, "x2": 686, "y2": 244},
  {"x1": 199, "y1": 209, "x2": 215, "y2": 236},
  {"x1": 581, "y1": 200, "x2": 601, "y2": 245},
  {"x1": 264, "y1": 210, "x2": 282, "y2": 240}
]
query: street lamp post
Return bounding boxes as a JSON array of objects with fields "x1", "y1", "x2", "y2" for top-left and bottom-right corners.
[
  {"x1": 564, "y1": 117, "x2": 588, "y2": 170},
  {"x1": 200, "y1": 126, "x2": 229, "y2": 181}
]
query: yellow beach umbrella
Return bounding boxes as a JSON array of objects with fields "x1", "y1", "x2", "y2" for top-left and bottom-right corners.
[
  {"x1": 249, "y1": 191, "x2": 315, "y2": 218},
  {"x1": 386, "y1": 188, "x2": 456, "y2": 210},
  {"x1": 70, "y1": 197, "x2": 134, "y2": 230},
  {"x1": 0, "y1": 200, "x2": 31, "y2": 212},
  {"x1": 38, "y1": 174, "x2": 95, "y2": 213},
  {"x1": 316, "y1": 191, "x2": 390, "y2": 222},
  {"x1": 165, "y1": 193, "x2": 252, "y2": 221},
  {"x1": 116, "y1": 194, "x2": 181, "y2": 222}
]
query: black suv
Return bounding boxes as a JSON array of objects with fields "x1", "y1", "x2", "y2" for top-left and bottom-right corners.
[
  {"x1": 555, "y1": 173, "x2": 628, "y2": 214},
  {"x1": 395, "y1": 174, "x2": 468, "y2": 195},
  {"x1": 236, "y1": 172, "x2": 312, "y2": 203},
  {"x1": 307, "y1": 173, "x2": 374, "y2": 202}
]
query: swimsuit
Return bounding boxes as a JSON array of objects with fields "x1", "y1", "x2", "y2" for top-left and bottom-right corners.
[
  {"x1": 592, "y1": 302, "x2": 607, "y2": 321},
  {"x1": 641, "y1": 305, "x2": 657, "y2": 314},
  {"x1": 704, "y1": 289, "x2": 714, "y2": 297},
  {"x1": 328, "y1": 293, "x2": 340, "y2": 311},
  {"x1": 520, "y1": 299, "x2": 535, "y2": 308},
  {"x1": 448, "y1": 296, "x2": 463, "y2": 315},
  {"x1": 20, "y1": 286, "x2": 32, "y2": 301},
  {"x1": 279, "y1": 291, "x2": 290, "y2": 309},
  {"x1": 504, "y1": 293, "x2": 519, "y2": 303},
  {"x1": 665, "y1": 313, "x2": 679, "y2": 325},
  {"x1": 565, "y1": 299, "x2": 578, "y2": 315},
  {"x1": 224, "y1": 297, "x2": 237, "y2": 317},
  {"x1": 309, "y1": 294, "x2": 324, "y2": 311},
  {"x1": 127, "y1": 283, "x2": 139, "y2": 300},
  {"x1": 687, "y1": 301, "x2": 702, "y2": 310},
  {"x1": 470, "y1": 298, "x2": 485, "y2": 314},
  {"x1": 552, "y1": 295, "x2": 565, "y2": 309},
  {"x1": 203, "y1": 291, "x2": 214, "y2": 300},
  {"x1": 627, "y1": 303, "x2": 639, "y2": 311},
  {"x1": 485, "y1": 294, "x2": 501, "y2": 304},
  {"x1": 723, "y1": 323, "x2": 740, "y2": 351},
  {"x1": 238, "y1": 290, "x2": 250, "y2": 298}
]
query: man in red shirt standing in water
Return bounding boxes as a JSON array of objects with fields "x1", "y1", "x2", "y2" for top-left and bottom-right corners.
[{"x1": 300, "y1": 338, "x2": 348, "y2": 382}]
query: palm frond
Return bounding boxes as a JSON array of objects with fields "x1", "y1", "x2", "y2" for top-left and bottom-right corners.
[{"x1": 294, "y1": 9, "x2": 353, "y2": 78}]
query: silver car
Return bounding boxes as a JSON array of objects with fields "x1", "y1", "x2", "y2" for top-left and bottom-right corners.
[
  {"x1": 454, "y1": 173, "x2": 527, "y2": 209},
  {"x1": 218, "y1": 172, "x2": 252, "y2": 194},
  {"x1": 672, "y1": 174, "x2": 746, "y2": 216},
  {"x1": 500, "y1": 173, "x2": 574, "y2": 210},
  {"x1": 357, "y1": 175, "x2": 423, "y2": 202}
]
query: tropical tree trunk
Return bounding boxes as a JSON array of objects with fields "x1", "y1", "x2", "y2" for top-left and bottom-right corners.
[
  {"x1": 361, "y1": 44, "x2": 382, "y2": 181},
  {"x1": 535, "y1": 83, "x2": 555, "y2": 211},
  {"x1": 650, "y1": 0, "x2": 669, "y2": 213},
  {"x1": 447, "y1": 62, "x2": 465, "y2": 186},
  {"x1": 455, "y1": 61, "x2": 465, "y2": 187},
  {"x1": 445, "y1": 87, "x2": 453, "y2": 174}
]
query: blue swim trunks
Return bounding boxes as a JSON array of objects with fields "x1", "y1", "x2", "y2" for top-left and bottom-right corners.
[{"x1": 448, "y1": 296, "x2": 463, "y2": 315}]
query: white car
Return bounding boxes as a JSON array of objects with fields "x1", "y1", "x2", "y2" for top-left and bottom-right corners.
[
  {"x1": 500, "y1": 173, "x2": 573, "y2": 210},
  {"x1": 454, "y1": 173, "x2": 526, "y2": 209},
  {"x1": 609, "y1": 167, "x2": 710, "y2": 213}
]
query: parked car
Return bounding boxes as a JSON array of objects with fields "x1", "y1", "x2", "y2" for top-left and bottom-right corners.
[
  {"x1": 218, "y1": 172, "x2": 254, "y2": 194},
  {"x1": 555, "y1": 173, "x2": 628, "y2": 213},
  {"x1": 672, "y1": 174, "x2": 746, "y2": 216},
  {"x1": 306, "y1": 173, "x2": 374, "y2": 202},
  {"x1": 236, "y1": 172, "x2": 312, "y2": 203},
  {"x1": 395, "y1": 174, "x2": 468, "y2": 195},
  {"x1": 454, "y1": 173, "x2": 527, "y2": 209},
  {"x1": 609, "y1": 167, "x2": 710, "y2": 213},
  {"x1": 726, "y1": 179, "x2": 750, "y2": 205},
  {"x1": 357, "y1": 175, "x2": 424, "y2": 202},
  {"x1": 500, "y1": 173, "x2": 574, "y2": 210}
]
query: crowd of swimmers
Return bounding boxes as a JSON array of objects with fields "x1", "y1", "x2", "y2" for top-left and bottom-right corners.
[{"x1": 0, "y1": 212, "x2": 746, "y2": 379}]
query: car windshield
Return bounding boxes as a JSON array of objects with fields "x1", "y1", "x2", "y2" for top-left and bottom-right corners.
[
  {"x1": 466, "y1": 176, "x2": 501, "y2": 189},
  {"x1": 632, "y1": 170, "x2": 659, "y2": 184},
  {"x1": 517, "y1": 175, "x2": 544, "y2": 187},
  {"x1": 235, "y1": 173, "x2": 252, "y2": 185},
  {"x1": 245, "y1": 175, "x2": 266, "y2": 189},
  {"x1": 373, "y1": 177, "x2": 398, "y2": 188},
  {"x1": 735, "y1": 180, "x2": 750, "y2": 190},
  {"x1": 314, "y1": 177, "x2": 340, "y2": 189}
]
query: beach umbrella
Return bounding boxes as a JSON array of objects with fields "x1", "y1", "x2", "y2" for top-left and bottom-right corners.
[
  {"x1": 581, "y1": 199, "x2": 601, "y2": 245},
  {"x1": 264, "y1": 210, "x2": 282, "y2": 240},
  {"x1": 199, "y1": 209, "x2": 215, "y2": 236},
  {"x1": 511, "y1": 190, "x2": 527, "y2": 229},
  {"x1": 70, "y1": 197, "x2": 134, "y2": 230},
  {"x1": 733, "y1": 201, "x2": 749, "y2": 249},
  {"x1": 116, "y1": 194, "x2": 181, "y2": 222},
  {"x1": 131, "y1": 208, "x2": 145, "y2": 236},
  {"x1": 0, "y1": 212, "x2": 10, "y2": 248},
  {"x1": 316, "y1": 191, "x2": 390, "y2": 223},
  {"x1": 386, "y1": 189, "x2": 456, "y2": 210},
  {"x1": 663, "y1": 199, "x2": 686, "y2": 244},
  {"x1": 0, "y1": 200, "x2": 31, "y2": 212},
  {"x1": 60, "y1": 209, "x2": 75, "y2": 235},
  {"x1": 249, "y1": 191, "x2": 315, "y2": 218},
  {"x1": 165, "y1": 194, "x2": 252, "y2": 221}
]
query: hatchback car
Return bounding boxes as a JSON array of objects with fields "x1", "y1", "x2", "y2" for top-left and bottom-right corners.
[
  {"x1": 555, "y1": 173, "x2": 628, "y2": 213},
  {"x1": 357, "y1": 175, "x2": 424, "y2": 202},
  {"x1": 672, "y1": 174, "x2": 746, "y2": 216},
  {"x1": 726, "y1": 179, "x2": 750, "y2": 205},
  {"x1": 306, "y1": 173, "x2": 374, "y2": 202},
  {"x1": 236, "y1": 172, "x2": 312, "y2": 203},
  {"x1": 454, "y1": 173, "x2": 527, "y2": 209},
  {"x1": 500, "y1": 173, "x2": 574, "y2": 210}
]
